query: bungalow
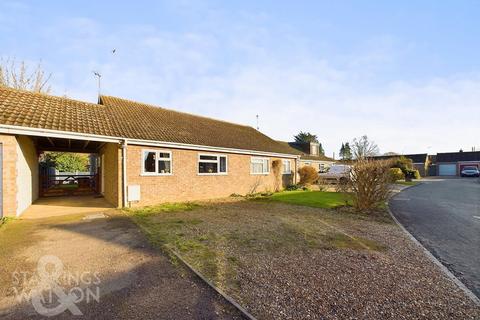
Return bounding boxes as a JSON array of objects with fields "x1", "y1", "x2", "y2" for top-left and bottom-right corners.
[
  {"x1": 436, "y1": 151, "x2": 480, "y2": 176},
  {"x1": 277, "y1": 141, "x2": 335, "y2": 172},
  {"x1": 0, "y1": 87, "x2": 298, "y2": 217}
]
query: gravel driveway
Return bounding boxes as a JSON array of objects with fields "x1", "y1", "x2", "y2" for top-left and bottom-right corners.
[
  {"x1": 0, "y1": 212, "x2": 243, "y2": 319},
  {"x1": 131, "y1": 199, "x2": 480, "y2": 319},
  {"x1": 389, "y1": 177, "x2": 480, "y2": 298}
]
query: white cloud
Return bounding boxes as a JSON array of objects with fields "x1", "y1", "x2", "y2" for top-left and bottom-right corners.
[{"x1": 33, "y1": 14, "x2": 480, "y2": 157}]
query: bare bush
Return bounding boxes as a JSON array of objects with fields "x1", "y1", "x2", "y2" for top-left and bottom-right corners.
[
  {"x1": 348, "y1": 159, "x2": 393, "y2": 211},
  {"x1": 298, "y1": 166, "x2": 319, "y2": 186},
  {"x1": 272, "y1": 160, "x2": 282, "y2": 192},
  {"x1": 0, "y1": 58, "x2": 51, "y2": 93}
]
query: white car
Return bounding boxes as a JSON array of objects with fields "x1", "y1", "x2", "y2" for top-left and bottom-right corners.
[
  {"x1": 460, "y1": 166, "x2": 480, "y2": 177},
  {"x1": 319, "y1": 164, "x2": 351, "y2": 183}
]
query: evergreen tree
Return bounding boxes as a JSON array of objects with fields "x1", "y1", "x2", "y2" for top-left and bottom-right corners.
[
  {"x1": 339, "y1": 143, "x2": 345, "y2": 159},
  {"x1": 319, "y1": 143, "x2": 325, "y2": 155},
  {"x1": 344, "y1": 142, "x2": 352, "y2": 160},
  {"x1": 294, "y1": 131, "x2": 318, "y2": 143}
]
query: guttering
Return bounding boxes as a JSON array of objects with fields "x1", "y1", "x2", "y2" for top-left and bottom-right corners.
[
  {"x1": 121, "y1": 139, "x2": 128, "y2": 208},
  {"x1": 0, "y1": 124, "x2": 298, "y2": 159},
  {"x1": 0, "y1": 124, "x2": 121, "y2": 143}
]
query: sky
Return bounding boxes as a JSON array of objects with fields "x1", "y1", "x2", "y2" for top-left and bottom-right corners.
[{"x1": 1, "y1": 0, "x2": 479, "y2": 157}]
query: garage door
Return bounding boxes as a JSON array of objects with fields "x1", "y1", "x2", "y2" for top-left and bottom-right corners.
[
  {"x1": 439, "y1": 164, "x2": 457, "y2": 176},
  {"x1": 0, "y1": 143, "x2": 2, "y2": 218}
]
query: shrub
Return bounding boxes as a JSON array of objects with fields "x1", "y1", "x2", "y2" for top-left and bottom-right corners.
[
  {"x1": 298, "y1": 166, "x2": 319, "y2": 186},
  {"x1": 392, "y1": 156, "x2": 413, "y2": 173},
  {"x1": 348, "y1": 159, "x2": 393, "y2": 211},
  {"x1": 413, "y1": 169, "x2": 421, "y2": 179},
  {"x1": 285, "y1": 184, "x2": 300, "y2": 191},
  {"x1": 389, "y1": 168, "x2": 404, "y2": 182}
]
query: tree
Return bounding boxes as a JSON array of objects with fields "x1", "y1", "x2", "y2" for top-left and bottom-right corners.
[
  {"x1": 41, "y1": 152, "x2": 89, "y2": 172},
  {"x1": 339, "y1": 143, "x2": 345, "y2": 159},
  {"x1": 0, "y1": 58, "x2": 51, "y2": 93},
  {"x1": 319, "y1": 143, "x2": 325, "y2": 155},
  {"x1": 351, "y1": 135, "x2": 379, "y2": 159},
  {"x1": 294, "y1": 131, "x2": 318, "y2": 143},
  {"x1": 343, "y1": 142, "x2": 352, "y2": 160}
]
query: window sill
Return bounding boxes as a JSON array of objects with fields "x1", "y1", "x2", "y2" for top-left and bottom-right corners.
[
  {"x1": 197, "y1": 173, "x2": 228, "y2": 176},
  {"x1": 140, "y1": 173, "x2": 173, "y2": 177},
  {"x1": 250, "y1": 172, "x2": 270, "y2": 175}
]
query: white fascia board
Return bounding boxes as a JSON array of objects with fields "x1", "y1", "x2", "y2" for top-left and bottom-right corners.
[
  {"x1": 127, "y1": 138, "x2": 299, "y2": 158},
  {"x1": 0, "y1": 124, "x2": 121, "y2": 143},
  {"x1": 0, "y1": 124, "x2": 299, "y2": 159}
]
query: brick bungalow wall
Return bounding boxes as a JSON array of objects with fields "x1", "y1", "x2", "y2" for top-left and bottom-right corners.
[
  {"x1": 16, "y1": 135, "x2": 39, "y2": 215},
  {"x1": 0, "y1": 134, "x2": 18, "y2": 217},
  {"x1": 0, "y1": 135, "x2": 39, "y2": 217},
  {"x1": 99, "y1": 142, "x2": 122, "y2": 207},
  {"x1": 126, "y1": 145, "x2": 295, "y2": 207}
]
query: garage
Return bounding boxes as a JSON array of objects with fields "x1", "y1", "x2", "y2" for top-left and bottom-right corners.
[{"x1": 438, "y1": 164, "x2": 456, "y2": 176}]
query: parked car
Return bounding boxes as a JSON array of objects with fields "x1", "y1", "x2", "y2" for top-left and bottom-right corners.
[
  {"x1": 319, "y1": 164, "x2": 351, "y2": 183},
  {"x1": 460, "y1": 166, "x2": 480, "y2": 177}
]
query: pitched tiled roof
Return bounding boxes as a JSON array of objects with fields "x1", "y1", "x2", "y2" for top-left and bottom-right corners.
[
  {"x1": 0, "y1": 87, "x2": 296, "y2": 155},
  {"x1": 276, "y1": 141, "x2": 334, "y2": 161},
  {"x1": 437, "y1": 151, "x2": 480, "y2": 162},
  {"x1": 371, "y1": 153, "x2": 428, "y2": 163}
]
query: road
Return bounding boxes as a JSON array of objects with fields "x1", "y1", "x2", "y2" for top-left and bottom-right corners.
[{"x1": 389, "y1": 178, "x2": 480, "y2": 298}]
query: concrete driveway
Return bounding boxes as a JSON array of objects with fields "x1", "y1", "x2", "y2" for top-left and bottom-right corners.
[
  {"x1": 389, "y1": 177, "x2": 480, "y2": 298},
  {"x1": 0, "y1": 211, "x2": 242, "y2": 319}
]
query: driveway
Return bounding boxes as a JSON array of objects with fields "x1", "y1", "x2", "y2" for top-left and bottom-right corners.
[
  {"x1": 389, "y1": 178, "x2": 480, "y2": 298},
  {"x1": 0, "y1": 211, "x2": 242, "y2": 319}
]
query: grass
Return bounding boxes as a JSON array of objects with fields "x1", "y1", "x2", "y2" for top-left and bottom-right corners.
[
  {"x1": 126, "y1": 199, "x2": 387, "y2": 292},
  {"x1": 395, "y1": 180, "x2": 420, "y2": 186},
  {"x1": 266, "y1": 190, "x2": 353, "y2": 208}
]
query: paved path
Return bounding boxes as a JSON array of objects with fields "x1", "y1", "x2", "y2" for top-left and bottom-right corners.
[
  {"x1": 389, "y1": 178, "x2": 480, "y2": 298},
  {"x1": 0, "y1": 212, "x2": 243, "y2": 319}
]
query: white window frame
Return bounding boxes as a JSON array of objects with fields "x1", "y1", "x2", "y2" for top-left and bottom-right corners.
[
  {"x1": 282, "y1": 159, "x2": 291, "y2": 174},
  {"x1": 141, "y1": 149, "x2": 173, "y2": 176},
  {"x1": 198, "y1": 153, "x2": 228, "y2": 175},
  {"x1": 250, "y1": 157, "x2": 270, "y2": 175}
]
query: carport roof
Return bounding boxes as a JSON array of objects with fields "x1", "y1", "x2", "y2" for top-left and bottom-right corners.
[
  {"x1": 0, "y1": 87, "x2": 296, "y2": 155},
  {"x1": 436, "y1": 151, "x2": 480, "y2": 162}
]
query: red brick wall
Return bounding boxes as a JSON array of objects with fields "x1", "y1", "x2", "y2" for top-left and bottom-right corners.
[
  {"x1": 99, "y1": 143, "x2": 122, "y2": 207},
  {"x1": 0, "y1": 134, "x2": 18, "y2": 217},
  {"x1": 125, "y1": 145, "x2": 295, "y2": 207}
]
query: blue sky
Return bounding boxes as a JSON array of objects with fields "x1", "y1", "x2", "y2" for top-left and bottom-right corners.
[{"x1": 1, "y1": 0, "x2": 479, "y2": 156}]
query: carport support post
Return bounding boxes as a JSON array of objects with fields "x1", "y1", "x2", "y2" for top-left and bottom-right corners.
[{"x1": 121, "y1": 140, "x2": 128, "y2": 208}]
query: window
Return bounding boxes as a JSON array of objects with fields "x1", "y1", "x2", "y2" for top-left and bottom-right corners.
[
  {"x1": 251, "y1": 157, "x2": 270, "y2": 174},
  {"x1": 282, "y1": 159, "x2": 291, "y2": 174},
  {"x1": 198, "y1": 154, "x2": 227, "y2": 175},
  {"x1": 142, "y1": 150, "x2": 172, "y2": 175}
]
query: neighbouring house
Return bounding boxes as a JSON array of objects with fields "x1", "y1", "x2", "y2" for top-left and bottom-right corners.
[
  {"x1": 435, "y1": 151, "x2": 480, "y2": 176},
  {"x1": 0, "y1": 87, "x2": 298, "y2": 217},
  {"x1": 371, "y1": 153, "x2": 431, "y2": 177},
  {"x1": 277, "y1": 141, "x2": 336, "y2": 174}
]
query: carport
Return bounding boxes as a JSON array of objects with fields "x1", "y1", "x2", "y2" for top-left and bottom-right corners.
[{"x1": 0, "y1": 130, "x2": 123, "y2": 218}]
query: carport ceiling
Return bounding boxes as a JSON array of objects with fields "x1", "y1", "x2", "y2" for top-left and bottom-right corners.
[{"x1": 33, "y1": 136, "x2": 106, "y2": 153}]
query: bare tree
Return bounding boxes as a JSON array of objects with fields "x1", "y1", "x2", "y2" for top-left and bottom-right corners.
[
  {"x1": 351, "y1": 135, "x2": 379, "y2": 159},
  {"x1": 0, "y1": 58, "x2": 51, "y2": 93}
]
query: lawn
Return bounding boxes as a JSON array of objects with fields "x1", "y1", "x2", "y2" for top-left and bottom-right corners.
[
  {"x1": 267, "y1": 190, "x2": 352, "y2": 208},
  {"x1": 395, "y1": 180, "x2": 420, "y2": 186},
  {"x1": 126, "y1": 197, "x2": 479, "y2": 319}
]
